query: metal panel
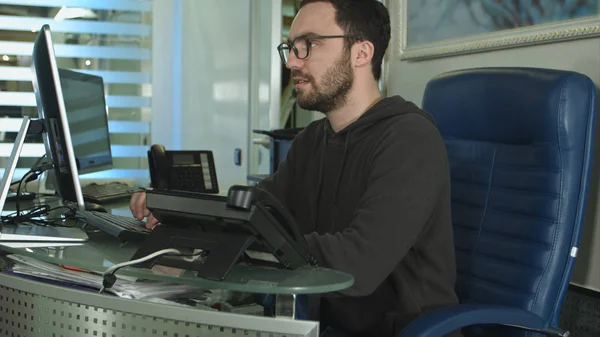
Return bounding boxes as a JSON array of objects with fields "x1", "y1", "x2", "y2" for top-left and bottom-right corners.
[{"x1": 0, "y1": 272, "x2": 318, "y2": 337}]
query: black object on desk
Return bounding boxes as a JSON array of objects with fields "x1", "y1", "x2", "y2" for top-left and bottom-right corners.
[
  {"x1": 148, "y1": 144, "x2": 219, "y2": 194},
  {"x1": 82, "y1": 182, "x2": 141, "y2": 204},
  {"x1": 5, "y1": 191, "x2": 36, "y2": 202},
  {"x1": 78, "y1": 210, "x2": 150, "y2": 242},
  {"x1": 132, "y1": 185, "x2": 315, "y2": 281}
]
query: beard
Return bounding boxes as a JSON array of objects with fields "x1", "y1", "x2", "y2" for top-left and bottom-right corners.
[{"x1": 293, "y1": 48, "x2": 354, "y2": 114}]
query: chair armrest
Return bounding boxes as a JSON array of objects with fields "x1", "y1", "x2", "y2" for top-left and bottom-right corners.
[{"x1": 398, "y1": 304, "x2": 547, "y2": 337}]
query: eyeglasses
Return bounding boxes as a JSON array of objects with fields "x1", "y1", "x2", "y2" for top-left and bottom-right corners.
[{"x1": 277, "y1": 35, "x2": 356, "y2": 64}]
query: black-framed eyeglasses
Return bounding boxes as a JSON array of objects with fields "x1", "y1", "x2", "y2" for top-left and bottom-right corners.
[{"x1": 277, "y1": 35, "x2": 357, "y2": 64}]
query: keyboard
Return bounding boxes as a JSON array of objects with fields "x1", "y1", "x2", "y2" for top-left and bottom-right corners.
[
  {"x1": 79, "y1": 210, "x2": 151, "y2": 242},
  {"x1": 82, "y1": 182, "x2": 143, "y2": 204}
]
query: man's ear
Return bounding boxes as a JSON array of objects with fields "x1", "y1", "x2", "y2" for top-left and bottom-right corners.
[{"x1": 354, "y1": 40, "x2": 374, "y2": 68}]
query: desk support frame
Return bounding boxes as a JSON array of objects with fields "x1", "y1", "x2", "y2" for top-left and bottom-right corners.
[
  {"x1": 0, "y1": 272, "x2": 319, "y2": 336},
  {"x1": 0, "y1": 117, "x2": 31, "y2": 214},
  {"x1": 0, "y1": 116, "x2": 46, "y2": 214}
]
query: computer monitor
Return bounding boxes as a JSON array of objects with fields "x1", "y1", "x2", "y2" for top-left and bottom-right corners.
[
  {"x1": 58, "y1": 68, "x2": 113, "y2": 175},
  {"x1": 31, "y1": 24, "x2": 85, "y2": 210}
]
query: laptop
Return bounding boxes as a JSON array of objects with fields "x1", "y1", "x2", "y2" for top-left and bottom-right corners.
[{"x1": 0, "y1": 117, "x2": 88, "y2": 242}]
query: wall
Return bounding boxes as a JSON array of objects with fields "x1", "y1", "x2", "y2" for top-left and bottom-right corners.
[
  {"x1": 386, "y1": 1, "x2": 600, "y2": 292},
  {"x1": 152, "y1": 0, "x2": 253, "y2": 192},
  {"x1": 387, "y1": 38, "x2": 600, "y2": 110},
  {"x1": 248, "y1": 0, "x2": 282, "y2": 177},
  {"x1": 151, "y1": 0, "x2": 179, "y2": 150}
]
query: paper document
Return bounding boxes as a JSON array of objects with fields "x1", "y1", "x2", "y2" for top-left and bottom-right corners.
[{"x1": 5, "y1": 254, "x2": 210, "y2": 300}]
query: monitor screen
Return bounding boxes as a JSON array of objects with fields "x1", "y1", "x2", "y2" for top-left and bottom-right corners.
[{"x1": 59, "y1": 69, "x2": 112, "y2": 175}]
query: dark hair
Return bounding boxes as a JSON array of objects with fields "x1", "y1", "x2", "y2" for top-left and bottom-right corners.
[{"x1": 299, "y1": 0, "x2": 390, "y2": 80}]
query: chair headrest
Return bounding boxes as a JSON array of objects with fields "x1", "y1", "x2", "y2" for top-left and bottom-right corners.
[{"x1": 422, "y1": 67, "x2": 597, "y2": 144}]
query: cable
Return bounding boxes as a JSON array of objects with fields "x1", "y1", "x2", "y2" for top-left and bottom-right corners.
[
  {"x1": 15, "y1": 170, "x2": 34, "y2": 217},
  {"x1": 2, "y1": 155, "x2": 73, "y2": 227},
  {"x1": 9, "y1": 155, "x2": 47, "y2": 187},
  {"x1": 99, "y1": 248, "x2": 208, "y2": 293},
  {"x1": 0, "y1": 205, "x2": 50, "y2": 224},
  {"x1": 99, "y1": 248, "x2": 191, "y2": 293},
  {"x1": 13, "y1": 161, "x2": 53, "y2": 217},
  {"x1": 1, "y1": 197, "x2": 76, "y2": 228}
]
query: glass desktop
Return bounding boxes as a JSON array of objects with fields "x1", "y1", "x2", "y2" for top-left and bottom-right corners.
[{"x1": 0, "y1": 196, "x2": 354, "y2": 295}]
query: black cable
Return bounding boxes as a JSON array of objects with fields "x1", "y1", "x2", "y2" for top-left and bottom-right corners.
[
  {"x1": 9, "y1": 155, "x2": 47, "y2": 187},
  {"x1": 15, "y1": 170, "x2": 34, "y2": 217},
  {"x1": 13, "y1": 159, "x2": 53, "y2": 217},
  {"x1": 3, "y1": 158, "x2": 73, "y2": 227},
  {"x1": 0, "y1": 204, "x2": 78, "y2": 228},
  {"x1": 0, "y1": 205, "x2": 50, "y2": 225}
]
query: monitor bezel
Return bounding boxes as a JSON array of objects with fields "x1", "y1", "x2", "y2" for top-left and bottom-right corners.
[{"x1": 31, "y1": 24, "x2": 86, "y2": 210}]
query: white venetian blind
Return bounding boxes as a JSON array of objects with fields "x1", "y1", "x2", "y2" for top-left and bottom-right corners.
[{"x1": 0, "y1": 0, "x2": 152, "y2": 181}]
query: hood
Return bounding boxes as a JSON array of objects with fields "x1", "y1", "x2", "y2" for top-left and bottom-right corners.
[
  {"x1": 315, "y1": 95, "x2": 434, "y2": 215},
  {"x1": 322, "y1": 95, "x2": 433, "y2": 141}
]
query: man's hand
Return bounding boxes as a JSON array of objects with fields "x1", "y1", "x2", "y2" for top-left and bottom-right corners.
[{"x1": 129, "y1": 192, "x2": 159, "y2": 229}]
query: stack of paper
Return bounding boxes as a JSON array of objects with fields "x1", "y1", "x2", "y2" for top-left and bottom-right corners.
[
  {"x1": 4, "y1": 254, "x2": 264, "y2": 315},
  {"x1": 6, "y1": 254, "x2": 211, "y2": 302}
]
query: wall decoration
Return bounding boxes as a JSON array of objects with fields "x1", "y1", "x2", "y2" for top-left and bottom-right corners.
[{"x1": 398, "y1": 0, "x2": 600, "y2": 60}]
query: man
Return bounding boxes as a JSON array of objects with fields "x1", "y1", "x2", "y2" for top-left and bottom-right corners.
[{"x1": 131, "y1": 0, "x2": 459, "y2": 336}]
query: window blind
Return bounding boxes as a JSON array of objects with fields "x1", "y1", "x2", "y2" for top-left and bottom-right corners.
[{"x1": 0, "y1": 0, "x2": 152, "y2": 181}]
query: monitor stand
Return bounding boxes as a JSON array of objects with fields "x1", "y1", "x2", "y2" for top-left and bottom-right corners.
[{"x1": 0, "y1": 117, "x2": 88, "y2": 242}]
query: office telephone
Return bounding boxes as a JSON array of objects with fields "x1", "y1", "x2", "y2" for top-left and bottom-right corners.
[
  {"x1": 148, "y1": 144, "x2": 219, "y2": 193},
  {"x1": 131, "y1": 185, "x2": 316, "y2": 280}
]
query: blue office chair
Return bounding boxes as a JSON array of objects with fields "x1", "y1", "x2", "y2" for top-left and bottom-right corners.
[{"x1": 399, "y1": 67, "x2": 597, "y2": 337}]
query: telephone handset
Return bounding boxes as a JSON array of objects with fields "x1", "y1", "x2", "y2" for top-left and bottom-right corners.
[
  {"x1": 147, "y1": 143, "x2": 219, "y2": 194},
  {"x1": 226, "y1": 185, "x2": 317, "y2": 265},
  {"x1": 148, "y1": 144, "x2": 168, "y2": 189}
]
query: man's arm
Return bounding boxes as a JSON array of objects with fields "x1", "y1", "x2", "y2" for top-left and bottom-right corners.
[{"x1": 304, "y1": 127, "x2": 449, "y2": 297}]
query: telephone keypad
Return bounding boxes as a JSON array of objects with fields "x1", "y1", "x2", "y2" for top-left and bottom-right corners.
[{"x1": 171, "y1": 166, "x2": 207, "y2": 192}]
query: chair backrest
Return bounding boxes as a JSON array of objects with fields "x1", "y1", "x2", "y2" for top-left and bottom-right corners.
[{"x1": 422, "y1": 67, "x2": 597, "y2": 336}]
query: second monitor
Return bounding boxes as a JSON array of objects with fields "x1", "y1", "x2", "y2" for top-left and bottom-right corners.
[{"x1": 59, "y1": 68, "x2": 113, "y2": 175}]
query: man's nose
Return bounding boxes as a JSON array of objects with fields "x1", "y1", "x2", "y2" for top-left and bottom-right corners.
[{"x1": 285, "y1": 52, "x2": 303, "y2": 70}]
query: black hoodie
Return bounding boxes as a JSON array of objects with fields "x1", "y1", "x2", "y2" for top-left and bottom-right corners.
[{"x1": 258, "y1": 95, "x2": 459, "y2": 337}]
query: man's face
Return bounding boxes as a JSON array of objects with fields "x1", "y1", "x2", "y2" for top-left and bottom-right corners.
[{"x1": 286, "y1": 2, "x2": 354, "y2": 113}]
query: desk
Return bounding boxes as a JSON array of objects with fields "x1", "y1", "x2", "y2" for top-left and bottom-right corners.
[{"x1": 0, "y1": 196, "x2": 354, "y2": 336}]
